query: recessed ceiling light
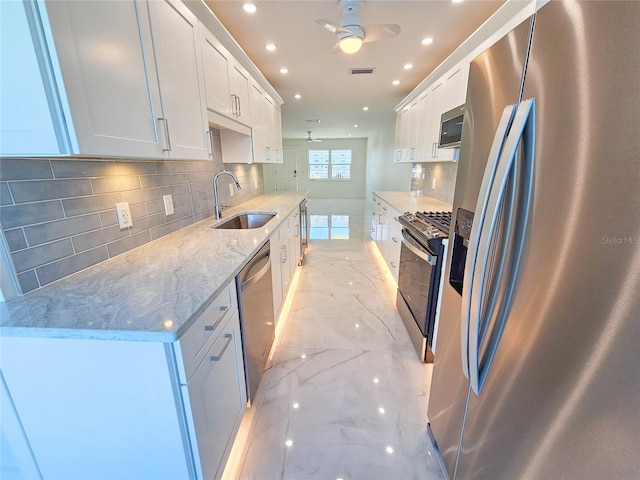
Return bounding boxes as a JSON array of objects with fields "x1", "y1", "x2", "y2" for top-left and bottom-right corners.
[
  {"x1": 353, "y1": 124, "x2": 358, "y2": 128},
  {"x1": 363, "y1": 106, "x2": 369, "y2": 111},
  {"x1": 294, "y1": 94, "x2": 301, "y2": 100},
  {"x1": 392, "y1": 80, "x2": 400, "y2": 86},
  {"x1": 422, "y1": 37, "x2": 434, "y2": 45},
  {"x1": 280, "y1": 67, "x2": 289, "y2": 74},
  {"x1": 242, "y1": 2, "x2": 257, "y2": 14},
  {"x1": 452, "y1": 0, "x2": 464, "y2": 3},
  {"x1": 404, "y1": 63, "x2": 413, "y2": 70},
  {"x1": 265, "y1": 43, "x2": 277, "y2": 51}
]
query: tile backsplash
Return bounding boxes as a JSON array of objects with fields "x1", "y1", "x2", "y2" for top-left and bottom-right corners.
[
  {"x1": 410, "y1": 162, "x2": 459, "y2": 204},
  {"x1": 0, "y1": 129, "x2": 263, "y2": 295}
]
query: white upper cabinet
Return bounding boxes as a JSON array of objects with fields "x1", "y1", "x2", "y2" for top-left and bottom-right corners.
[
  {"x1": 145, "y1": 0, "x2": 209, "y2": 160},
  {"x1": 394, "y1": 58, "x2": 469, "y2": 163},
  {"x1": 229, "y1": 61, "x2": 251, "y2": 124},
  {"x1": 249, "y1": 82, "x2": 266, "y2": 162},
  {"x1": 0, "y1": 1, "x2": 60, "y2": 155},
  {"x1": 272, "y1": 103, "x2": 283, "y2": 163},
  {"x1": 2, "y1": 0, "x2": 210, "y2": 160},
  {"x1": 200, "y1": 26, "x2": 232, "y2": 117}
]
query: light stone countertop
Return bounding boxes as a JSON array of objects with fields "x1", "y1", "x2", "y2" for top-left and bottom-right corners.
[
  {"x1": 372, "y1": 191, "x2": 453, "y2": 214},
  {"x1": 0, "y1": 193, "x2": 307, "y2": 342}
]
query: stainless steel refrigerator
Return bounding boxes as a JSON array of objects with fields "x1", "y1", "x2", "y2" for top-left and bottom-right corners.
[{"x1": 427, "y1": 2, "x2": 640, "y2": 479}]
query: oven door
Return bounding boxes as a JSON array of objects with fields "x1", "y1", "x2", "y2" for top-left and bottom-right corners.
[{"x1": 397, "y1": 229, "x2": 441, "y2": 341}]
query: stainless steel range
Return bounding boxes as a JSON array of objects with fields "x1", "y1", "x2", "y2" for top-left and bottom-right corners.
[{"x1": 396, "y1": 211, "x2": 452, "y2": 363}]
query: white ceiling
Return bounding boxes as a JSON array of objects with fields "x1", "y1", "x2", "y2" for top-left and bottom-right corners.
[{"x1": 205, "y1": 0, "x2": 503, "y2": 141}]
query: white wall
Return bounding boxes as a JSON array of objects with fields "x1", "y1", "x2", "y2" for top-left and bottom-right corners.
[
  {"x1": 365, "y1": 116, "x2": 412, "y2": 194},
  {"x1": 281, "y1": 138, "x2": 367, "y2": 199}
]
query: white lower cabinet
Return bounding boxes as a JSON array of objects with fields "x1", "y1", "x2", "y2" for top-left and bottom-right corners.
[
  {"x1": 0, "y1": 279, "x2": 245, "y2": 480},
  {"x1": 270, "y1": 208, "x2": 301, "y2": 320},
  {"x1": 180, "y1": 309, "x2": 246, "y2": 480},
  {"x1": 372, "y1": 194, "x2": 402, "y2": 283}
]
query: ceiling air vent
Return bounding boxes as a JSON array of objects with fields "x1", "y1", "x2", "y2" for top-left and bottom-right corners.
[{"x1": 349, "y1": 67, "x2": 376, "y2": 75}]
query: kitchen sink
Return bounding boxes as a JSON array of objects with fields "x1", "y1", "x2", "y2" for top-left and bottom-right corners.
[{"x1": 212, "y1": 212, "x2": 277, "y2": 230}]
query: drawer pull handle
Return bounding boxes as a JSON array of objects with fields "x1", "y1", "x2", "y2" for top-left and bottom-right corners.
[
  {"x1": 392, "y1": 237, "x2": 399, "y2": 243},
  {"x1": 210, "y1": 334, "x2": 233, "y2": 362},
  {"x1": 204, "y1": 305, "x2": 229, "y2": 331}
]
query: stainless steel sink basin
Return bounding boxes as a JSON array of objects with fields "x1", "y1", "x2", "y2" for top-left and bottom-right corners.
[{"x1": 212, "y1": 212, "x2": 277, "y2": 230}]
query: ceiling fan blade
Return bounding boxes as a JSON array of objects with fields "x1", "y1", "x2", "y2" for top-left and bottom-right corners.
[
  {"x1": 314, "y1": 18, "x2": 354, "y2": 35},
  {"x1": 313, "y1": 138, "x2": 323, "y2": 142},
  {"x1": 362, "y1": 23, "x2": 401, "y2": 43}
]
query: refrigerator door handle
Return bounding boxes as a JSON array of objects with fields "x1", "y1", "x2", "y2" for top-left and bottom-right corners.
[
  {"x1": 461, "y1": 105, "x2": 516, "y2": 381},
  {"x1": 469, "y1": 98, "x2": 536, "y2": 395}
]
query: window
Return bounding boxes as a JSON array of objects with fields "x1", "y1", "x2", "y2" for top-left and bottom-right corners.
[{"x1": 308, "y1": 149, "x2": 352, "y2": 180}]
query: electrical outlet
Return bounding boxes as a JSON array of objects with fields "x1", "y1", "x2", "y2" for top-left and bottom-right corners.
[
  {"x1": 228, "y1": 183, "x2": 234, "y2": 196},
  {"x1": 254, "y1": 179, "x2": 258, "y2": 189},
  {"x1": 163, "y1": 194, "x2": 174, "y2": 215},
  {"x1": 432, "y1": 178, "x2": 437, "y2": 189},
  {"x1": 115, "y1": 202, "x2": 133, "y2": 229}
]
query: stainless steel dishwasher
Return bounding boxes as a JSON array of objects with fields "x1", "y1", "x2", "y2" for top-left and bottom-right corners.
[{"x1": 236, "y1": 240, "x2": 275, "y2": 405}]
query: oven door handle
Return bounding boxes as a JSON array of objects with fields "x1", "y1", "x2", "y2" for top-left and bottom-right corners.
[{"x1": 401, "y1": 231, "x2": 437, "y2": 265}]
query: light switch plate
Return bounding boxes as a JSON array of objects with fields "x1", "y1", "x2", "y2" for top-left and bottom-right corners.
[
  {"x1": 115, "y1": 202, "x2": 133, "y2": 229},
  {"x1": 163, "y1": 194, "x2": 174, "y2": 215},
  {"x1": 228, "y1": 183, "x2": 234, "y2": 196}
]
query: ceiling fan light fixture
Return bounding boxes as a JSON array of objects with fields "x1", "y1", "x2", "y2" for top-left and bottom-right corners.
[{"x1": 339, "y1": 36, "x2": 363, "y2": 54}]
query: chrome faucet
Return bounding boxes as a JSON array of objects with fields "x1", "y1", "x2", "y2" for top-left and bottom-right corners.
[{"x1": 213, "y1": 170, "x2": 241, "y2": 220}]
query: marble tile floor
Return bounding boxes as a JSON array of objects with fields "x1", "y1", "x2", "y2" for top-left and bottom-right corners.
[{"x1": 231, "y1": 199, "x2": 445, "y2": 480}]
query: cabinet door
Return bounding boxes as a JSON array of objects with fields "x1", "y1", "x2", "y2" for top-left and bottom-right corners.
[
  {"x1": 262, "y1": 95, "x2": 274, "y2": 162},
  {"x1": 442, "y1": 61, "x2": 469, "y2": 112},
  {"x1": 415, "y1": 90, "x2": 431, "y2": 162},
  {"x1": 146, "y1": 0, "x2": 209, "y2": 159},
  {"x1": 386, "y1": 217, "x2": 402, "y2": 282},
  {"x1": 229, "y1": 61, "x2": 251, "y2": 124},
  {"x1": 38, "y1": 0, "x2": 165, "y2": 158},
  {"x1": 393, "y1": 111, "x2": 405, "y2": 162},
  {"x1": 0, "y1": 1, "x2": 61, "y2": 155},
  {"x1": 272, "y1": 104, "x2": 283, "y2": 163},
  {"x1": 183, "y1": 310, "x2": 246, "y2": 480},
  {"x1": 250, "y1": 83, "x2": 265, "y2": 162},
  {"x1": 201, "y1": 26, "x2": 232, "y2": 117},
  {"x1": 426, "y1": 79, "x2": 445, "y2": 161}
]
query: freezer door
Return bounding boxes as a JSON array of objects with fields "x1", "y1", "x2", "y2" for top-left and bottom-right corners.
[
  {"x1": 456, "y1": 2, "x2": 640, "y2": 479},
  {"x1": 427, "y1": 16, "x2": 533, "y2": 479}
]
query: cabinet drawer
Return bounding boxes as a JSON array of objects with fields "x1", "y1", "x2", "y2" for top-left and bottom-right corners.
[{"x1": 176, "y1": 281, "x2": 237, "y2": 382}]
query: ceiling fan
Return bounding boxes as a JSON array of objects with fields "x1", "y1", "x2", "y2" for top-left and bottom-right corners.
[
  {"x1": 315, "y1": 0, "x2": 401, "y2": 54},
  {"x1": 306, "y1": 131, "x2": 322, "y2": 143}
]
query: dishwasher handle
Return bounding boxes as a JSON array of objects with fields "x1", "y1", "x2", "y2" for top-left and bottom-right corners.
[{"x1": 241, "y1": 250, "x2": 271, "y2": 291}]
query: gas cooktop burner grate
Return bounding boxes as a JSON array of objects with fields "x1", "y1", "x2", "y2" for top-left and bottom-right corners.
[{"x1": 416, "y1": 211, "x2": 452, "y2": 233}]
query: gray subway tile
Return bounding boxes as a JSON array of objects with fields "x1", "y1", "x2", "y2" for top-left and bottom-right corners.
[
  {"x1": 11, "y1": 239, "x2": 74, "y2": 273},
  {"x1": 0, "y1": 200, "x2": 65, "y2": 229},
  {"x1": 107, "y1": 230, "x2": 151, "y2": 257},
  {"x1": 91, "y1": 176, "x2": 141, "y2": 194},
  {"x1": 24, "y1": 214, "x2": 102, "y2": 246},
  {"x1": 18, "y1": 270, "x2": 40, "y2": 294},
  {"x1": 62, "y1": 193, "x2": 122, "y2": 217},
  {"x1": 150, "y1": 219, "x2": 181, "y2": 240},
  {"x1": 171, "y1": 173, "x2": 190, "y2": 185},
  {"x1": 72, "y1": 225, "x2": 129, "y2": 253},
  {"x1": 139, "y1": 174, "x2": 174, "y2": 189},
  {"x1": 130, "y1": 203, "x2": 147, "y2": 219},
  {"x1": 130, "y1": 212, "x2": 166, "y2": 234},
  {"x1": 179, "y1": 215, "x2": 195, "y2": 229},
  {"x1": 0, "y1": 159, "x2": 53, "y2": 181},
  {"x1": 115, "y1": 161, "x2": 157, "y2": 176},
  {"x1": 9, "y1": 179, "x2": 93, "y2": 203},
  {"x1": 121, "y1": 187, "x2": 162, "y2": 205},
  {"x1": 161, "y1": 184, "x2": 190, "y2": 197},
  {"x1": 172, "y1": 194, "x2": 192, "y2": 209},
  {"x1": 156, "y1": 162, "x2": 185, "y2": 174},
  {"x1": 173, "y1": 205, "x2": 193, "y2": 220},
  {"x1": 146, "y1": 200, "x2": 165, "y2": 215},
  {"x1": 4, "y1": 228, "x2": 27, "y2": 251},
  {"x1": 51, "y1": 160, "x2": 117, "y2": 178},
  {"x1": 0, "y1": 183, "x2": 12, "y2": 205},
  {"x1": 36, "y1": 246, "x2": 109, "y2": 287},
  {"x1": 100, "y1": 210, "x2": 118, "y2": 227}
]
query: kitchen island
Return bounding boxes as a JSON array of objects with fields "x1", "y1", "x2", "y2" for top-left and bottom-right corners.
[{"x1": 0, "y1": 192, "x2": 306, "y2": 480}]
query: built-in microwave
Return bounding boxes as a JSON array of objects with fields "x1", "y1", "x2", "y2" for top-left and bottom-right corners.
[{"x1": 439, "y1": 105, "x2": 465, "y2": 149}]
